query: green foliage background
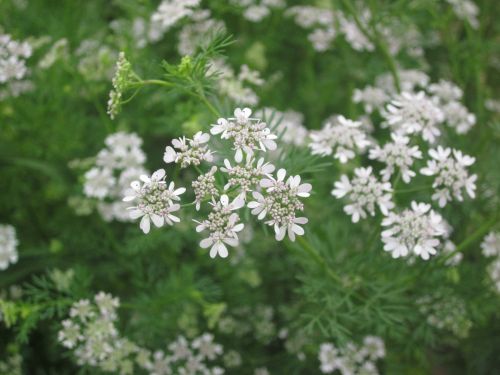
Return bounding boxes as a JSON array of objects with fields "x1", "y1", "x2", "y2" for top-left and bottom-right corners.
[{"x1": 1, "y1": 0, "x2": 500, "y2": 374}]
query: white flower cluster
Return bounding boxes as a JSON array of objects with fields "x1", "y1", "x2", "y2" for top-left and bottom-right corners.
[
  {"x1": 231, "y1": 0, "x2": 285, "y2": 23},
  {"x1": 332, "y1": 167, "x2": 394, "y2": 223},
  {"x1": 119, "y1": 107, "x2": 310, "y2": 257},
  {"x1": 0, "y1": 224, "x2": 19, "y2": 271},
  {"x1": 481, "y1": 232, "x2": 500, "y2": 294},
  {"x1": 420, "y1": 146, "x2": 477, "y2": 207},
  {"x1": 319, "y1": 336, "x2": 385, "y2": 374},
  {"x1": 82, "y1": 132, "x2": 148, "y2": 222},
  {"x1": 150, "y1": 0, "x2": 201, "y2": 39},
  {"x1": 211, "y1": 107, "x2": 277, "y2": 162},
  {"x1": 178, "y1": 10, "x2": 226, "y2": 55},
  {"x1": 446, "y1": 0, "x2": 480, "y2": 29},
  {"x1": 0, "y1": 33, "x2": 33, "y2": 100},
  {"x1": 354, "y1": 72, "x2": 476, "y2": 140},
  {"x1": 309, "y1": 116, "x2": 371, "y2": 163},
  {"x1": 59, "y1": 293, "x2": 224, "y2": 374},
  {"x1": 210, "y1": 60, "x2": 264, "y2": 106},
  {"x1": 164, "y1": 131, "x2": 214, "y2": 168},
  {"x1": 124, "y1": 169, "x2": 185, "y2": 234},
  {"x1": 418, "y1": 293, "x2": 472, "y2": 338}
]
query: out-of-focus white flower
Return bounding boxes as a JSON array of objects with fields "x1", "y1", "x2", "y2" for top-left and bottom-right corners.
[
  {"x1": 420, "y1": 146, "x2": 477, "y2": 207},
  {"x1": 353, "y1": 86, "x2": 389, "y2": 114},
  {"x1": 376, "y1": 70, "x2": 430, "y2": 94},
  {"x1": 84, "y1": 167, "x2": 116, "y2": 199},
  {"x1": 447, "y1": 0, "x2": 480, "y2": 29},
  {"x1": 481, "y1": 232, "x2": 500, "y2": 258},
  {"x1": 0, "y1": 34, "x2": 32, "y2": 85},
  {"x1": 441, "y1": 101, "x2": 476, "y2": 134},
  {"x1": 339, "y1": 12, "x2": 374, "y2": 52},
  {"x1": 150, "y1": 0, "x2": 201, "y2": 33},
  {"x1": 0, "y1": 224, "x2": 19, "y2": 271},
  {"x1": 383, "y1": 91, "x2": 445, "y2": 143},
  {"x1": 256, "y1": 108, "x2": 308, "y2": 146},
  {"x1": 381, "y1": 201, "x2": 446, "y2": 260},
  {"x1": 249, "y1": 168, "x2": 311, "y2": 241},
  {"x1": 428, "y1": 79, "x2": 463, "y2": 102},
  {"x1": 211, "y1": 107, "x2": 277, "y2": 162},
  {"x1": 123, "y1": 169, "x2": 185, "y2": 233},
  {"x1": 191, "y1": 333, "x2": 223, "y2": 360},
  {"x1": 195, "y1": 194, "x2": 245, "y2": 258},
  {"x1": 369, "y1": 133, "x2": 422, "y2": 183},
  {"x1": 164, "y1": 131, "x2": 214, "y2": 168},
  {"x1": 308, "y1": 27, "x2": 336, "y2": 51},
  {"x1": 332, "y1": 167, "x2": 394, "y2": 223},
  {"x1": 309, "y1": 116, "x2": 371, "y2": 163}
]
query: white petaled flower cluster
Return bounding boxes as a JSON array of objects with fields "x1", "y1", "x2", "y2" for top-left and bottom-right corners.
[
  {"x1": 146, "y1": 334, "x2": 224, "y2": 375},
  {"x1": 164, "y1": 131, "x2": 214, "y2": 168},
  {"x1": 60, "y1": 293, "x2": 224, "y2": 374},
  {"x1": 0, "y1": 224, "x2": 19, "y2": 271},
  {"x1": 353, "y1": 86, "x2": 389, "y2": 114},
  {"x1": 332, "y1": 167, "x2": 394, "y2": 223},
  {"x1": 221, "y1": 156, "x2": 275, "y2": 198},
  {"x1": 339, "y1": 11, "x2": 375, "y2": 52},
  {"x1": 178, "y1": 10, "x2": 226, "y2": 55},
  {"x1": 231, "y1": 0, "x2": 285, "y2": 23},
  {"x1": 195, "y1": 195, "x2": 245, "y2": 258},
  {"x1": 0, "y1": 33, "x2": 33, "y2": 99},
  {"x1": 369, "y1": 133, "x2": 422, "y2": 183},
  {"x1": 418, "y1": 294, "x2": 472, "y2": 338},
  {"x1": 211, "y1": 108, "x2": 277, "y2": 162},
  {"x1": 383, "y1": 91, "x2": 445, "y2": 143},
  {"x1": 309, "y1": 116, "x2": 371, "y2": 163},
  {"x1": 124, "y1": 169, "x2": 185, "y2": 234},
  {"x1": 150, "y1": 0, "x2": 201, "y2": 35},
  {"x1": 381, "y1": 201, "x2": 446, "y2": 260},
  {"x1": 82, "y1": 132, "x2": 148, "y2": 222},
  {"x1": 446, "y1": 0, "x2": 480, "y2": 29},
  {"x1": 285, "y1": 6, "x2": 336, "y2": 51},
  {"x1": 420, "y1": 146, "x2": 477, "y2": 207},
  {"x1": 319, "y1": 336, "x2": 385, "y2": 374},
  {"x1": 210, "y1": 60, "x2": 263, "y2": 106},
  {"x1": 248, "y1": 169, "x2": 311, "y2": 241},
  {"x1": 481, "y1": 232, "x2": 500, "y2": 294}
]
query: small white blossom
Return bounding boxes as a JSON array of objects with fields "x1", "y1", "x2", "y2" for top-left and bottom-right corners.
[
  {"x1": 163, "y1": 131, "x2": 214, "y2": 168},
  {"x1": 428, "y1": 79, "x2": 463, "y2": 102},
  {"x1": 195, "y1": 195, "x2": 245, "y2": 258},
  {"x1": 481, "y1": 232, "x2": 500, "y2": 258},
  {"x1": 211, "y1": 107, "x2": 277, "y2": 162},
  {"x1": 381, "y1": 201, "x2": 447, "y2": 260},
  {"x1": 256, "y1": 108, "x2": 309, "y2": 146},
  {"x1": 447, "y1": 0, "x2": 480, "y2": 29},
  {"x1": 150, "y1": 0, "x2": 200, "y2": 33},
  {"x1": 441, "y1": 101, "x2": 476, "y2": 134},
  {"x1": 191, "y1": 333, "x2": 223, "y2": 360},
  {"x1": 309, "y1": 116, "x2": 371, "y2": 163},
  {"x1": 123, "y1": 169, "x2": 185, "y2": 233},
  {"x1": 84, "y1": 167, "x2": 116, "y2": 199},
  {"x1": 420, "y1": 146, "x2": 477, "y2": 207},
  {"x1": 332, "y1": 167, "x2": 394, "y2": 223},
  {"x1": 0, "y1": 224, "x2": 19, "y2": 270},
  {"x1": 369, "y1": 133, "x2": 422, "y2": 183},
  {"x1": 383, "y1": 91, "x2": 445, "y2": 143},
  {"x1": 248, "y1": 168, "x2": 311, "y2": 241},
  {"x1": 58, "y1": 319, "x2": 83, "y2": 349},
  {"x1": 339, "y1": 13, "x2": 375, "y2": 52},
  {"x1": 353, "y1": 86, "x2": 389, "y2": 114}
]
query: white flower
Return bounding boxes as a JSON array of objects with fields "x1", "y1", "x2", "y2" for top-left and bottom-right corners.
[
  {"x1": 318, "y1": 343, "x2": 341, "y2": 373},
  {"x1": 0, "y1": 34, "x2": 32, "y2": 84},
  {"x1": 381, "y1": 201, "x2": 446, "y2": 260},
  {"x1": 69, "y1": 299, "x2": 95, "y2": 322},
  {"x1": 487, "y1": 258, "x2": 500, "y2": 294},
  {"x1": 376, "y1": 70, "x2": 430, "y2": 95},
  {"x1": 195, "y1": 195, "x2": 245, "y2": 258},
  {"x1": 308, "y1": 27, "x2": 336, "y2": 51},
  {"x1": 441, "y1": 101, "x2": 476, "y2": 134},
  {"x1": 163, "y1": 131, "x2": 214, "y2": 168},
  {"x1": 383, "y1": 91, "x2": 444, "y2": 143},
  {"x1": 151, "y1": 0, "x2": 200, "y2": 32},
  {"x1": 332, "y1": 167, "x2": 394, "y2": 223},
  {"x1": 353, "y1": 86, "x2": 389, "y2": 114},
  {"x1": 192, "y1": 166, "x2": 219, "y2": 210},
  {"x1": 97, "y1": 132, "x2": 146, "y2": 169},
  {"x1": 368, "y1": 133, "x2": 422, "y2": 183},
  {"x1": 447, "y1": 0, "x2": 479, "y2": 29},
  {"x1": 420, "y1": 146, "x2": 477, "y2": 207},
  {"x1": 248, "y1": 168, "x2": 311, "y2": 241},
  {"x1": 123, "y1": 169, "x2": 185, "y2": 233},
  {"x1": 481, "y1": 232, "x2": 500, "y2": 258},
  {"x1": 191, "y1": 333, "x2": 223, "y2": 360},
  {"x1": 221, "y1": 156, "x2": 275, "y2": 197},
  {"x1": 58, "y1": 319, "x2": 82, "y2": 349},
  {"x1": 83, "y1": 167, "x2": 116, "y2": 199},
  {"x1": 211, "y1": 108, "x2": 277, "y2": 162},
  {"x1": 339, "y1": 13, "x2": 375, "y2": 52},
  {"x1": 362, "y1": 336, "x2": 385, "y2": 360},
  {"x1": 309, "y1": 116, "x2": 371, "y2": 163},
  {"x1": 256, "y1": 108, "x2": 308, "y2": 146},
  {"x1": 428, "y1": 79, "x2": 463, "y2": 102},
  {"x1": 94, "y1": 292, "x2": 120, "y2": 320},
  {"x1": 0, "y1": 224, "x2": 19, "y2": 270},
  {"x1": 168, "y1": 336, "x2": 192, "y2": 361}
]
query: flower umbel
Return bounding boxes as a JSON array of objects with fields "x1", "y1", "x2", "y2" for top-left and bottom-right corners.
[{"x1": 163, "y1": 131, "x2": 214, "y2": 168}]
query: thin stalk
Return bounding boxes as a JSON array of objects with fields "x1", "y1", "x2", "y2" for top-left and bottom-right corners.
[{"x1": 296, "y1": 236, "x2": 343, "y2": 284}]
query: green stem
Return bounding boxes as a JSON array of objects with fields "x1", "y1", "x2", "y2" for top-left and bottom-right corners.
[{"x1": 296, "y1": 236, "x2": 343, "y2": 284}]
